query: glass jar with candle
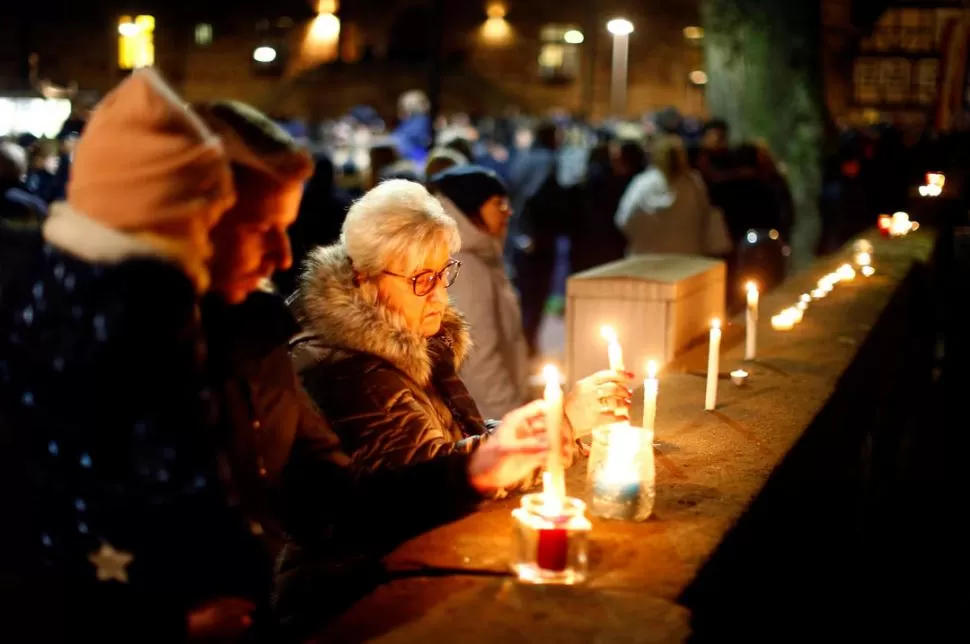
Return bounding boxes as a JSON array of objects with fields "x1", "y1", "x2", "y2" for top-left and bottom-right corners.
[
  {"x1": 586, "y1": 423, "x2": 656, "y2": 522},
  {"x1": 512, "y1": 493, "x2": 591, "y2": 584}
]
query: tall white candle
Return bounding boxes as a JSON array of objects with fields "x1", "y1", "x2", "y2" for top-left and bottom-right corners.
[
  {"x1": 705, "y1": 319, "x2": 721, "y2": 411},
  {"x1": 744, "y1": 281, "x2": 759, "y2": 360},
  {"x1": 542, "y1": 365, "x2": 566, "y2": 505},
  {"x1": 643, "y1": 360, "x2": 658, "y2": 432},
  {"x1": 600, "y1": 325, "x2": 624, "y2": 371}
]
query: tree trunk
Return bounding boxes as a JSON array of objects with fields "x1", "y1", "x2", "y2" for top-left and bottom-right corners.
[{"x1": 701, "y1": 0, "x2": 825, "y2": 267}]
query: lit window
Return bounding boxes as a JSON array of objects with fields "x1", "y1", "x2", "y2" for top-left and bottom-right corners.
[
  {"x1": 118, "y1": 15, "x2": 155, "y2": 69},
  {"x1": 195, "y1": 23, "x2": 213, "y2": 46},
  {"x1": 538, "y1": 24, "x2": 581, "y2": 82}
]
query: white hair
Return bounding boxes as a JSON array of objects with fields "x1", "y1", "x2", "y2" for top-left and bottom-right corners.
[{"x1": 341, "y1": 179, "x2": 460, "y2": 277}]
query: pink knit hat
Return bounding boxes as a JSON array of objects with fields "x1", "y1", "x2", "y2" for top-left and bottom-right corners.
[{"x1": 66, "y1": 68, "x2": 236, "y2": 288}]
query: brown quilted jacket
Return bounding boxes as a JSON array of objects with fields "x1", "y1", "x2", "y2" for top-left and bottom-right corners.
[{"x1": 290, "y1": 244, "x2": 489, "y2": 473}]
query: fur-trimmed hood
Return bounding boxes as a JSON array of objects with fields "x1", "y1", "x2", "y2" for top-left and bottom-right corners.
[{"x1": 293, "y1": 243, "x2": 471, "y2": 388}]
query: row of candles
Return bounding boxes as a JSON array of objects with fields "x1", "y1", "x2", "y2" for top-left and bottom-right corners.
[
  {"x1": 918, "y1": 172, "x2": 945, "y2": 198},
  {"x1": 517, "y1": 240, "x2": 883, "y2": 584}
]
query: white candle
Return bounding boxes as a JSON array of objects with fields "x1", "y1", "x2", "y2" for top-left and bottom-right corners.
[
  {"x1": 643, "y1": 360, "x2": 658, "y2": 432},
  {"x1": 600, "y1": 325, "x2": 624, "y2": 371},
  {"x1": 744, "y1": 281, "x2": 759, "y2": 360},
  {"x1": 705, "y1": 319, "x2": 721, "y2": 411},
  {"x1": 542, "y1": 365, "x2": 566, "y2": 506}
]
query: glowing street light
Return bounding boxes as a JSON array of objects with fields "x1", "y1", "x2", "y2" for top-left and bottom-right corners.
[
  {"x1": 253, "y1": 46, "x2": 277, "y2": 63},
  {"x1": 606, "y1": 19, "x2": 634, "y2": 115},
  {"x1": 607, "y1": 19, "x2": 634, "y2": 36}
]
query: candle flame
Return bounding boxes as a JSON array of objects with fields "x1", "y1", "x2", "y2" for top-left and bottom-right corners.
[
  {"x1": 711, "y1": 318, "x2": 721, "y2": 330},
  {"x1": 800, "y1": 293, "x2": 811, "y2": 303},
  {"x1": 646, "y1": 360, "x2": 658, "y2": 379},
  {"x1": 745, "y1": 281, "x2": 758, "y2": 293},
  {"x1": 600, "y1": 325, "x2": 618, "y2": 343},
  {"x1": 542, "y1": 364, "x2": 560, "y2": 385}
]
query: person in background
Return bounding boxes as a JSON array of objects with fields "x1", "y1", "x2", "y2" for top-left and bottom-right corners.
[
  {"x1": 0, "y1": 68, "x2": 269, "y2": 643},
  {"x1": 0, "y1": 141, "x2": 48, "y2": 226},
  {"x1": 423, "y1": 147, "x2": 467, "y2": 180},
  {"x1": 392, "y1": 90, "x2": 432, "y2": 166},
  {"x1": 570, "y1": 139, "x2": 647, "y2": 273},
  {"x1": 366, "y1": 141, "x2": 401, "y2": 190},
  {"x1": 616, "y1": 134, "x2": 732, "y2": 258},
  {"x1": 430, "y1": 165, "x2": 530, "y2": 419},
  {"x1": 508, "y1": 120, "x2": 571, "y2": 356},
  {"x1": 25, "y1": 138, "x2": 61, "y2": 203}
]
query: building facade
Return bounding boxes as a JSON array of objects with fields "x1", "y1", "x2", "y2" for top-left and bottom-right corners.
[
  {"x1": 1, "y1": 0, "x2": 706, "y2": 123},
  {"x1": 823, "y1": 0, "x2": 968, "y2": 127}
]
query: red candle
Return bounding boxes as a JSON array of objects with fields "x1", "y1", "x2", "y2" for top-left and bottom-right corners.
[{"x1": 537, "y1": 527, "x2": 569, "y2": 571}]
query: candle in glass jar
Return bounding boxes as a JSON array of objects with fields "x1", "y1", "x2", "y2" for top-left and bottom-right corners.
[
  {"x1": 542, "y1": 366, "x2": 565, "y2": 505},
  {"x1": 705, "y1": 319, "x2": 721, "y2": 411},
  {"x1": 600, "y1": 325, "x2": 624, "y2": 371},
  {"x1": 744, "y1": 281, "x2": 758, "y2": 360},
  {"x1": 643, "y1": 360, "x2": 658, "y2": 432}
]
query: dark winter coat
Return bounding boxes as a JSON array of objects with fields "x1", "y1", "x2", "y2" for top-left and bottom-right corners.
[
  {"x1": 0, "y1": 213, "x2": 270, "y2": 642},
  {"x1": 290, "y1": 244, "x2": 488, "y2": 471}
]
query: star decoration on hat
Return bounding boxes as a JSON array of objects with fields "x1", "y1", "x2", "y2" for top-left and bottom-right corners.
[{"x1": 88, "y1": 542, "x2": 134, "y2": 583}]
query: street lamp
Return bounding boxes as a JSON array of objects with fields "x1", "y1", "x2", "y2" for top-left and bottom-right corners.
[{"x1": 606, "y1": 18, "x2": 634, "y2": 115}]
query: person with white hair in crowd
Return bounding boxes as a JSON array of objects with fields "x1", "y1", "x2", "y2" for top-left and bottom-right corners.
[{"x1": 291, "y1": 180, "x2": 631, "y2": 473}]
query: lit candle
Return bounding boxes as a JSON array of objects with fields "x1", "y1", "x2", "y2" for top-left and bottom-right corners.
[
  {"x1": 730, "y1": 369, "x2": 749, "y2": 386},
  {"x1": 600, "y1": 325, "x2": 624, "y2": 371},
  {"x1": 797, "y1": 301, "x2": 809, "y2": 312},
  {"x1": 787, "y1": 306, "x2": 803, "y2": 324},
  {"x1": 542, "y1": 365, "x2": 565, "y2": 507},
  {"x1": 862, "y1": 265, "x2": 875, "y2": 277},
  {"x1": 855, "y1": 251, "x2": 872, "y2": 267},
  {"x1": 705, "y1": 319, "x2": 721, "y2": 411},
  {"x1": 837, "y1": 263, "x2": 856, "y2": 281},
  {"x1": 744, "y1": 281, "x2": 759, "y2": 361},
  {"x1": 811, "y1": 288, "x2": 827, "y2": 299},
  {"x1": 643, "y1": 360, "x2": 658, "y2": 432},
  {"x1": 771, "y1": 313, "x2": 795, "y2": 331}
]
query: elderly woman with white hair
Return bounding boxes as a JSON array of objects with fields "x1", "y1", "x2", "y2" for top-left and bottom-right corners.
[{"x1": 290, "y1": 179, "x2": 631, "y2": 479}]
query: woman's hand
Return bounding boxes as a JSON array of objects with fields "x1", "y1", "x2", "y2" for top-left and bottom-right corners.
[
  {"x1": 565, "y1": 370, "x2": 635, "y2": 437},
  {"x1": 187, "y1": 597, "x2": 255, "y2": 642},
  {"x1": 468, "y1": 400, "x2": 549, "y2": 493}
]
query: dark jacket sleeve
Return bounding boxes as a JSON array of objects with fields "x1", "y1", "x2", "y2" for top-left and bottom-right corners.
[{"x1": 305, "y1": 360, "x2": 483, "y2": 473}]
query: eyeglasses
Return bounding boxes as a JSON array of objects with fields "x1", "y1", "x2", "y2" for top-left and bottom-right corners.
[{"x1": 383, "y1": 259, "x2": 462, "y2": 297}]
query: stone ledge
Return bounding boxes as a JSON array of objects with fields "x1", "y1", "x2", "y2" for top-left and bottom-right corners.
[{"x1": 317, "y1": 229, "x2": 938, "y2": 642}]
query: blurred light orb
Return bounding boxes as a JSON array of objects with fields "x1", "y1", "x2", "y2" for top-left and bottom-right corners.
[
  {"x1": 253, "y1": 46, "x2": 277, "y2": 63},
  {"x1": 564, "y1": 29, "x2": 585, "y2": 44}
]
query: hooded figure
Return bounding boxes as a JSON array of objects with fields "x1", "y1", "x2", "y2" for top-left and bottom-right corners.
[
  {"x1": 0, "y1": 68, "x2": 270, "y2": 642},
  {"x1": 430, "y1": 165, "x2": 530, "y2": 419}
]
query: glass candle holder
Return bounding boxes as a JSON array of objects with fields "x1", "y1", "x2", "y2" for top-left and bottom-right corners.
[
  {"x1": 512, "y1": 494, "x2": 591, "y2": 585},
  {"x1": 586, "y1": 423, "x2": 656, "y2": 522}
]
